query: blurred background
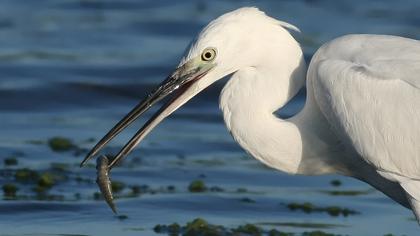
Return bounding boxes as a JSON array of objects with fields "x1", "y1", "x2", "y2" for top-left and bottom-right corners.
[{"x1": 1, "y1": 0, "x2": 419, "y2": 235}]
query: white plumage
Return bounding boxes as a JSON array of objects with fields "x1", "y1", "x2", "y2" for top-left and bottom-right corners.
[
  {"x1": 209, "y1": 8, "x2": 420, "y2": 221},
  {"x1": 310, "y1": 34, "x2": 420, "y2": 215},
  {"x1": 83, "y1": 7, "x2": 420, "y2": 222}
]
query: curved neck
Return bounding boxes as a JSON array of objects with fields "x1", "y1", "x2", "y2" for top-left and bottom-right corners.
[
  {"x1": 219, "y1": 44, "x2": 345, "y2": 175},
  {"x1": 220, "y1": 49, "x2": 308, "y2": 173}
]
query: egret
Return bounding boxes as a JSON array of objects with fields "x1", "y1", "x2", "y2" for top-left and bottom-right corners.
[{"x1": 81, "y1": 7, "x2": 420, "y2": 222}]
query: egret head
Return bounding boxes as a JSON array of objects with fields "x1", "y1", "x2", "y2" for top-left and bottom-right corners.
[{"x1": 81, "y1": 7, "x2": 300, "y2": 168}]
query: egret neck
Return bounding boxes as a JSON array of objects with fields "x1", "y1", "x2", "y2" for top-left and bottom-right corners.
[
  {"x1": 218, "y1": 33, "x2": 305, "y2": 173},
  {"x1": 219, "y1": 36, "x2": 345, "y2": 175}
]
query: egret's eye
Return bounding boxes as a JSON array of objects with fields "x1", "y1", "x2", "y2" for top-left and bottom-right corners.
[{"x1": 201, "y1": 47, "x2": 217, "y2": 62}]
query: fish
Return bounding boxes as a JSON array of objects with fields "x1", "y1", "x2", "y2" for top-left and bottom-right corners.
[{"x1": 96, "y1": 155, "x2": 117, "y2": 214}]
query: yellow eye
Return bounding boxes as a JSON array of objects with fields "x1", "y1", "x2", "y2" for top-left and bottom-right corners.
[{"x1": 201, "y1": 47, "x2": 217, "y2": 62}]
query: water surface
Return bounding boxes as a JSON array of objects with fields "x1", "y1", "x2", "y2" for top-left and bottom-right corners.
[{"x1": 1, "y1": 0, "x2": 419, "y2": 235}]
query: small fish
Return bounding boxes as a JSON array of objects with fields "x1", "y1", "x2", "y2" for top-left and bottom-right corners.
[{"x1": 96, "y1": 155, "x2": 117, "y2": 214}]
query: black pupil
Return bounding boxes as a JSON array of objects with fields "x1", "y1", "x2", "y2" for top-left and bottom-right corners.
[{"x1": 204, "y1": 52, "x2": 212, "y2": 59}]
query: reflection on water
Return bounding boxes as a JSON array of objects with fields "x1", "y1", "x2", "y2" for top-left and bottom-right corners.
[{"x1": 0, "y1": 0, "x2": 419, "y2": 235}]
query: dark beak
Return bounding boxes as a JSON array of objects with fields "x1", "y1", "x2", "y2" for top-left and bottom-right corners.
[{"x1": 80, "y1": 60, "x2": 214, "y2": 169}]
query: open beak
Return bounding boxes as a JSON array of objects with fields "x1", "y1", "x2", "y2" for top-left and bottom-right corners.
[{"x1": 80, "y1": 58, "x2": 215, "y2": 169}]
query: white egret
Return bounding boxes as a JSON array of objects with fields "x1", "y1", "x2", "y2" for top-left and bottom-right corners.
[{"x1": 81, "y1": 7, "x2": 420, "y2": 222}]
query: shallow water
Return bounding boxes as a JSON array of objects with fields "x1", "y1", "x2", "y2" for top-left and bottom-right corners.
[{"x1": 1, "y1": 0, "x2": 419, "y2": 235}]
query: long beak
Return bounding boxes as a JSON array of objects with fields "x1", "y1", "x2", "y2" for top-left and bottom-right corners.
[{"x1": 80, "y1": 59, "x2": 215, "y2": 169}]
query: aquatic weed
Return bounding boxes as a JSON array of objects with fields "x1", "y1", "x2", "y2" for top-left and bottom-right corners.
[
  {"x1": 302, "y1": 231, "x2": 337, "y2": 236},
  {"x1": 50, "y1": 162, "x2": 70, "y2": 171},
  {"x1": 111, "y1": 181, "x2": 126, "y2": 193},
  {"x1": 4, "y1": 157, "x2": 18, "y2": 166},
  {"x1": 287, "y1": 202, "x2": 358, "y2": 217},
  {"x1": 167, "y1": 223, "x2": 181, "y2": 235},
  {"x1": 321, "y1": 189, "x2": 372, "y2": 196},
  {"x1": 232, "y1": 223, "x2": 262, "y2": 236},
  {"x1": 48, "y1": 136, "x2": 75, "y2": 152},
  {"x1": 184, "y1": 218, "x2": 224, "y2": 236},
  {"x1": 236, "y1": 187, "x2": 248, "y2": 193},
  {"x1": 93, "y1": 192, "x2": 102, "y2": 200},
  {"x1": 240, "y1": 197, "x2": 256, "y2": 203},
  {"x1": 268, "y1": 229, "x2": 293, "y2": 236},
  {"x1": 130, "y1": 185, "x2": 142, "y2": 195},
  {"x1": 34, "y1": 173, "x2": 56, "y2": 193},
  {"x1": 15, "y1": 168, "x2": 38, "y2": 182},
  {"x1": 153, "y1": 224, "x2": 165, "y2": 233},
  {"x1": 257, "y1": 222, "x2": 346, "y2": 229},
  {"x1": 2, "y1": 183, "x2": 18, "y2": 198},
  {"x1": 209, "y1": 186, "x2": 224, "y2": 192},
  {"x1": 38, "y1": 172, "x2": 56, "y2": 188},
  {"x1": 188, "y1": 180, "x2": 207, "y2": 192},
  {"x1": 152, "y1": 218, "x2": 341, "y2": 236},
  {"x1": 154, "y1": 218, "x2": 226, "y2": 236},
  {"x1": 288, "y1": 202, "x2": 314, "y2": 213},
  {"x1": 329, "y1": 180, "x2": 342, "y2": 187}
]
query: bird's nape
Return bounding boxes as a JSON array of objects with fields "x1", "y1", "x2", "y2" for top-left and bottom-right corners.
[{"x1": 80, "y1": 55, "x2": 216, "y2": 169}]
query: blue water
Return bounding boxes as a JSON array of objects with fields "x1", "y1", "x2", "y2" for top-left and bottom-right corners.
[{"x1": 1, "y1": 0, "x2": 419, "y2": 235}]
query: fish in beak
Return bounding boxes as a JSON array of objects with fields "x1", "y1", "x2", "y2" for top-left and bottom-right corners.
[
  {"x1": 81, "y1": 46, "x2": 218, "y2": 213},
  {"x1": 80, "y1": 51, "x2": 217, "y2": 169}
]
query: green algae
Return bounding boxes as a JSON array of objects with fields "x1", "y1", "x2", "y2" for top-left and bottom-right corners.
[
  {"x1": 184, "y1": 218, "x2": 226, "y2": 236},
  {"x1": 257, "y1": 222, "x2": 346, "y2": 229},
  {"x1": 188, "y1": 180, "x2": 207, "y2": 193},
  {"x1": 168, "y1": 223, "x2": 181, "y2": 235},
  {"x1": 15, "y1": 168, "x2": 38, "y2": 182},
  {"x1": 2, "y1": 183, "x2": 18, "y2": 198},
  {"x1": 130, "y1": 185, "x2": 142, "y2": 195},
  {"x1": 3, "y1": 167, "x2": 72, "y2": 201},
  {"x1": 111, "y1": 181, "x2": 126, "y2": 193},
  {"x1": 50, "y1": 162, "x2": 70, "y2": 171},
  {"x1": 321, "y1": 189, "x2": 373, "y2": 196},
  {"x1": 236, "y1": 187, "x2": 248, "y2": 193},
  {"x1": 302, "y1": 231, "x2": 338, "y2": 236},
  {"x1": 153, "y1": 224, "x2": 165, "y2": 233},
  {"x1": 240, "y1": 197, "x2": 256, "y2": 203},
  {"x1": 232, "y1": 223, "x2": 262, "y2": 236},
  {"x1": 329, "y1": 180, "x2": 342, "y2": 187},
  {"x1": 4, "y1": 157, "x2": 18, "y2": 166},
  {"x1": 48, "y1": 137, "x2": 75, "y2": 152},
  {"x1": 34, "y1": 172, "x2": 59, "y2": 193},
  {"x1": 38, "y1": 172, "x2": 56, "y2": 188},
  {"x1": 209, "y1": 186, "x2": 224, "y2": 192},
  {"x1": 268, "y1": 230, "x2": 293, "y2": 236},
  {"x1": 287, "y1": 202, "x2": 358, "y2": 217},
  {"x1": 288, "y1": 202, "x2": 314, "y2": 213},
  {"x1": 93, "y1": 192, "x2": 102, "y2": 200},
  {"x1": 152, "y1": 218, "x2": 340, "y2": 236},
  {"x1": 154, "y1": 218, "x2": 225, "y2": 236}
]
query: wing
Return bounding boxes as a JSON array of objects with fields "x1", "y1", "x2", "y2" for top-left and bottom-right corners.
[{"x1": 309, "y1": 34, "x2": 420, "y2": 182}]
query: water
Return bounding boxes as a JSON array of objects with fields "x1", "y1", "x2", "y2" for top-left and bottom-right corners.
[{"x1": 1, "y1": 0, "x2": 419, "y2": 235}]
